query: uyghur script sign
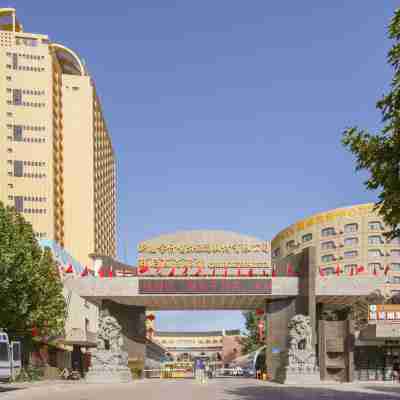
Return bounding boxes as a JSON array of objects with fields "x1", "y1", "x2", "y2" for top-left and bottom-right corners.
[
  {"x1": 139, "y1": 278, "x2": 272, "y2": 294},
  {"x1": 369, "y1": 305, "x2": 400, "y2": 323}
]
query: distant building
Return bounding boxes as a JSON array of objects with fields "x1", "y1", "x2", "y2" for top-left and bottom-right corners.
[{"x1": 153, "y1": 330, "x2": 242, "y2": 365}]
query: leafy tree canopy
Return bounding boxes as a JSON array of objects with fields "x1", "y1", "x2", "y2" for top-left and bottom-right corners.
[
  {"x1": 0, "y1": 202, "x2": 66, "y2": 338},
  {"x1": 342, "y1": 9, "x2": 400, "y2": 239},
  {"x1": 240, "y1": 311, "x2": 264, "y2": 354}
]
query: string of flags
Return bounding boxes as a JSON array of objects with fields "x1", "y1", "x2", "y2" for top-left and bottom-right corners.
[
  {"x1": 319, "y1": 264, "x2": 391, "y2": 277},
  {"x1": 61, "y1": 261, "x2": 392, "y2": 279}
]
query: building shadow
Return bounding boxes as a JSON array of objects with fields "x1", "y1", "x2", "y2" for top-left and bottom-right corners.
[
  {"x1": 224, "y1": 385, "x2": 400, "y2": 400},
  {"x1": 0, "y1": 386, "x2": 23, "y2": 393}
]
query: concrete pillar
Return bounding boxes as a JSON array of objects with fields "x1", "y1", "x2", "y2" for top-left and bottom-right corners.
[
  {"x1": 265, "y1": 298, "x2": 297, "y2": 380},
  {"x1": 265, "y1": 246, "x2": 318, "y2": 381},
  {"x1": 101, "y1": 300, "x2": 147, "y2": 364}
]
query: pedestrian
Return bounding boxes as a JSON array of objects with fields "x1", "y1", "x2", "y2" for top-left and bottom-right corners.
[
  {"x1": 198, "y1": 359, "x2": 206, "y2": 384},
  {"x1": 393, "y1": 356, "x2": 400, "y2": 382},
  {"x1": 194, "y1": 358, "x2": 202, "y2": 382}
]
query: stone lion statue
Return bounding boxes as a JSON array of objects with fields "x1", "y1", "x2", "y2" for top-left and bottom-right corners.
[
  {"x1": 97, "y1": 313, "x2": 123, "y2": 352},
  {"x1": 287, "y1": 314, "x2": 317, "y2": 372},
  {"x1": 288, "y1": 314, "x2": 313, "y2": 353}
]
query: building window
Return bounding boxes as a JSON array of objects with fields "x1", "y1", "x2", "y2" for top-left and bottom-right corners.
[
  {"x1": 13, "y1": 125, "x2": 23, "y2": 141},
  {"x1": 368, "y1": 235, "x2": 383, "y2": 245},
  {"x1": 391, "y1": 249, "x2": 400, "y2": 258},
  {"x1": 369, "y1": 221, "x2": 382, "y2": 231},
  {"x1": 368, "y1": 249, "x2": 383, "y2": 258},
  {"x1": 321, "y1": 241, "x2": 335, "y2": 250},
  {"x1": 286, "y1": 240, "x2": 295, "y2": 250},
  {"x1": 12, "y1": 89, "x2": 22, "y2": 105},
  {"x1": 391, "y1": 276, "x2": 400, "y2": 284},
  {"x1": 344, "y1": 237, "x2": 358, "y2": 246},
  {"x1": 321, "y1": 227, "x2": 336, "y2": 237},
  {"x1": 321, "y1": 254, "x2": 335, "y2": 263},
  {"x1": 344, "y1": 223, "x2": 358, "y2": 233},
  {"x1": 368, "y1": 263, "x2": 381, "y2": 273},
  {"x1": 13, "y1": 160, "x2": 23, "y2": 177},
  {"x1": 344, "y1": 250, "x2": 358, "y2": 259},
  {"x1": 302, "y1": 233, "x2": 312, "y2": 243},
  {"x1": 12, "y1": 53, "x2": 18, "y2": 69},
  {"x1": 344, "y1": 264, "x2": 357, "y2": 273},
  {"x1": 391, "y1": 263, "x2": 400, "y2": 272},
  {"x1": 323, "y1": 267, "x2": 336, "y2": 275},
  {"x1": 272, "y1": 247, "x2": 280, "y2": 258},
  {"x1": 14, "y1": 196, "x2": 23, "y2": 212}
]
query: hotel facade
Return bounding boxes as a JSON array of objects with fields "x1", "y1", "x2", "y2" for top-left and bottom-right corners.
[{"x1": 0, "y1": 8, "x2": 116, "y2": 347}]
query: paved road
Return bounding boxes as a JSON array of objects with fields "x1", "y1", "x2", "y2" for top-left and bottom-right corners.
[{"x1": 3, "y1": 378, "x2": 400, "y2": 400}]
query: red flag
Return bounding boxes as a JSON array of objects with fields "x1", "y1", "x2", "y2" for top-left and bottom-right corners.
[
  {"x1": 194, "y1": 265, "x2": 204, "y2": 277},
  {"x1": 108, "y1": 267, "x2": 113, "y2": 278},
  {"x1": 248, "y1": 268, "x2": 253, "y2": 277},
  {"x1": 335, "y1": 264, "x2": 341, "y2": 276},
  {"x1": 80, "y1": 266, "x2": 89, "y2": 277},
  {"x1": 223, "y1": 265, "x2": 228, "y2": 278},
  {"x1": 182, "y1": 266, "x2": 188, "y2": 276},
  {"x1": 65, "y1": 264, "x2": 73, "y2": 274},
  {"x1": 356, "y1": 265, "x2": 365, "y2": 274},
  {"x1": 139, "y1": 263, "x2": 149, "y2": 274},
  {"x1": 384, "y1": 264, "x2": 390, "y2": 275},
  {"x1": 168, "y1": 267, "x2": 176, "y2": 277},
  {"x1": 98, "y1": 269, "x2": 105, "y2": 278},
  {"x1": 272, "y1": 265, "x2": 277, "y2": 277},
  {"x1": 287, "y1": 263, "x2": 294, "y2": 277},
  {"x1": 319, "y1": 267, "x2": 325, "y2": 277}
]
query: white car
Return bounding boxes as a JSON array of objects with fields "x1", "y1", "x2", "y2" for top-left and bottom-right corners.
[{"x1": 232, "y1": 366, "x2": 244, "y2": 376}]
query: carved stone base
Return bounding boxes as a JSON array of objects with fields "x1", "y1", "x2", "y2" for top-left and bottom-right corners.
[
  {"x1": 281, "y1": 367, "x2": 321, "y2": 385},
  {"x1": 85, "y1": 350, "x2": 132, "y2": 383}
]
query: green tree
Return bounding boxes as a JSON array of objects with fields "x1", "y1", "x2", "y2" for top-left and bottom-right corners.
[
  {"x1": 240, "y1": 311, "x2": 264, "y2": 354},
  {"x1": 0, "y1": 202, "x2": 66, "y2": 338},
  {"x1": 342, "y1": 9, "x2": 400, "y2": 239}
]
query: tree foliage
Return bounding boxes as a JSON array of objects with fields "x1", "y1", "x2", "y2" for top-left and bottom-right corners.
[
  {"x1": 0, "y1": 202, "x2": 66, "y2": 337},
  {"x1": 240, "y1": 311, "x2": 264, "y2": 354},
  {"x1": 342, "y1": 9, "x2": 400, "y2": 239}
]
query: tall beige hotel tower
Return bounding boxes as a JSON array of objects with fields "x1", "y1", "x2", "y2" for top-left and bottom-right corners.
[{"x1": 0, "y1": 8, "x2": 116, "y2": 268}]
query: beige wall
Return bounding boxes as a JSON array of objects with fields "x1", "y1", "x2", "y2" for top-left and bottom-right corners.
[
  {"x1": 0, "y1": 30, "x2": 55, "y2": 239},
  {"x1": 272, "y1": 203, "x2": 400, "y2": 280},
  {"x1": 62, "y1": 74, "x2": 95, "y2": 268},
  {"x1": 0, "y1": 8, "x2": 116, "y2": 337}
]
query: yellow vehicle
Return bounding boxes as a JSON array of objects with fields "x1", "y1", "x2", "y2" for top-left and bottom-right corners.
[{"x1": 161, "y1": 361, "x2": 194, "y2": 379}]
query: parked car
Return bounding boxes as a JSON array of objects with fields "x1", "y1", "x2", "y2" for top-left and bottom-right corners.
[{"x1": 232, "y1": 366, "x2": 244, "y2": 376}]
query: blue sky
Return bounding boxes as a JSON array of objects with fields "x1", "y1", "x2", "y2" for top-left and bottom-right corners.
[{"x1": 12, "y1": 1, "x2": 397, "y2": 331}]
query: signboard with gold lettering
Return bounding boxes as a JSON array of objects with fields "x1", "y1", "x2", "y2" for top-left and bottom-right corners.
[
  {"x1": 137, "y1": 231, "x2": 271, "y2": 276},
  {"x1": 368, "y1": 305, "x2": 400, "y2": 324}
]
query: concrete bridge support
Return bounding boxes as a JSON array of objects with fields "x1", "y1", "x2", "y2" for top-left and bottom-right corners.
[
  {"x1": 101, "y1": 300, "x2": 147, "y2": 365},
  {"x1": 265, "y1": 246, "x2": 318, "y2": 382}
]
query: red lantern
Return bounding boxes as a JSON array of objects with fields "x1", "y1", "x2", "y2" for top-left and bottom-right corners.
[
  {"x1": 257, "y1": 320, "x2": 265, "y2": 339},
  {"x1": 255, "y1": 308, "x2": 264, "y2": 317}
]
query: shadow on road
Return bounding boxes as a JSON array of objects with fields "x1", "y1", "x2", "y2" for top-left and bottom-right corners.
[
  {"x1": 0, "y1": 386, "x2": 23, "y2": 393},
  {"x1": 224, "y1": 385, "x2": 400, "y2": 400},
  {"x1": 363, "y1": 386, "x2": 400, "y2": 396}
]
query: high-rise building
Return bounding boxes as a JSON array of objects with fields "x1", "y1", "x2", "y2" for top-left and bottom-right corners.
[{"x1": 0, "y1": 8, "x2": 116, "y2": 268}]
